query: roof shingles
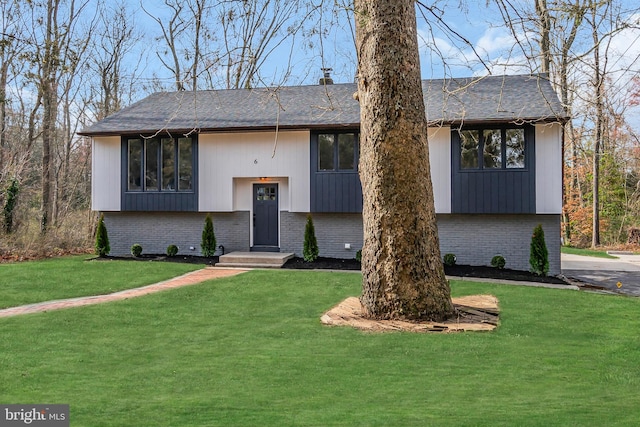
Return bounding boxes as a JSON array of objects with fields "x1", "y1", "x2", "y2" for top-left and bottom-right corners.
[{"x1": 80, "y1": 74, "x2": 567, "y2": 136}]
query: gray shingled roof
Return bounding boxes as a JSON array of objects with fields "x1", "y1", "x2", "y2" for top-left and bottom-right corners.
[{"x1": 79, "y1": 74, "x2": 567, "y2": 136}]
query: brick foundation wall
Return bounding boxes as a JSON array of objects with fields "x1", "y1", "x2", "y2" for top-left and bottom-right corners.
[
  {"x1": 280, "y1": 212, "x2": 364, "y2": 259},
  {"x1": 102, "y1": 211, "x2": 249, "y2": 256},
  {"x1": 102, "y1": 211, "x2": 560, "y2": 274},
  {"x1": 436, "y1": 214, "x2": 561, "y2": 274},
  {"x1": 281, "y1": 212, "x2": 560, "y2": 274}
]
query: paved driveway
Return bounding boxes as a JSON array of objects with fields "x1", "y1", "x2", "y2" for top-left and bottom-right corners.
[{"x1": 562, "y1": 253, "x2": 640, "y2": 296}]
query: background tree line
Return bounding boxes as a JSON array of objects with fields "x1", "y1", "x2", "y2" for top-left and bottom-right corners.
[
  {"x1": 491, "y1": 0, "x2": 640, "y2": 248},
  {"x1": 0, "y1": 0, "x2": 639, "y2": 260}
]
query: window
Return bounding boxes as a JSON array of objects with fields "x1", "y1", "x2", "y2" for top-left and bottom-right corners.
[
  {"x1": 317, "y1": 132, "x2": 358, "y2": 171},
  {"x1": 162, "y1": 138, "x2": 175, "y2": 190},
  {"x1": 128, "y1": 139, "x2": 143, "y2": 190},
  {"x1": 460, "y1": 130, "x2": 479, "y2": 169},
  {"x1": 483, "y1": 129, "x2": 502, "y2": 168},
  {"x1": 145, "y1": 139, "x2": 159, "y2": 191},
  {"x1": 256, "y1": 186, "x2": 276, "y2": 201},
  {"x1": 506, "y1": 129, "x2": 525, "y2": 168},
  {"x1": 318, "y1": 134, "x2": 335, "y2": 170},
  {"x1": 178, "y1": 137, "x2": 193, "y2": 190},
  {"x1": 127, "y1": 136, "x2": 195, "y2": 192},
  {"x1": 458, "y1": 127, "x2": 526, "y2": 170}
]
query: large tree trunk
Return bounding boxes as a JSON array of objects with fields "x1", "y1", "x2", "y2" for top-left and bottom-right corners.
[{"x1": 355, "y1": 0, "x2": 454, "y2": 321}]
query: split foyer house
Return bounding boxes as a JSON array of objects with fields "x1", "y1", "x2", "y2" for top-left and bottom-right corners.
[{"x1": 80, "y1": 74, "x2": 568, "y2": 273}]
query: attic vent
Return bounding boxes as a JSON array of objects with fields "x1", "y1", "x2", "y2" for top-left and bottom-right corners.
[{"x1": 319, "y1": 68, "x2": 333, "y2": 85}]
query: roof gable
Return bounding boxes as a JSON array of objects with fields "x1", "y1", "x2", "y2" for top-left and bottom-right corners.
[{"x1": 80, "y1": 74, "x2": 567, "y2": 136}]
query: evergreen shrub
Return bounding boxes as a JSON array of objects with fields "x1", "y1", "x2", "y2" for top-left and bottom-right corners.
[
  {"x1": 131, "y1": 243, "x2": 143, "y2": 257},
  {"x1": 303, "y1": 214, "x2": 319, "y2": 262},
  {"x1": 167, "y1": 244, "x2": 179, "y2": 257},
  {"x1": 491, "y1": 255, "x2": 506, "y2": 269},
  {"x1": 95, "y1": 214, "x2": 110, "y2": 257},
  {"x1": 443, "y1": 253, "x2": 456, "y2": 267},
  {"x1": 201, "y1": 214, "x2": 217, "y2": 257},
  {"x1": 530, "y1": 224, "x2": 549, "y2": 276}
]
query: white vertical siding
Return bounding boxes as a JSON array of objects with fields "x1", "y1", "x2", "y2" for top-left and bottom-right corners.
[
  {"x1": 92, "y1": 136, "x2": 121, "y2": 211},
  {"x1": 233, "y1": 177, "x2": 290, "y2": 211},
  {"x1": 428, "y1": 126, "x2": 452, "y2": 213},
  {"x1": 535, "y1": 122, "x2": 563, "y2": 214},
  {"x1": 199, "y1": 130, "x2": 310, "y2": 212}
]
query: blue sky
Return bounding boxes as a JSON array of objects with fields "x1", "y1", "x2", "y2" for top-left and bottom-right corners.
[
  {"x1": 132, "y1": 1, "x2": 639, "y2": 83},
  {"x1": 132, "y1": 1, "x2": 512, "y2": 87},
  {"x1": 129, "y1": 1, "x2": 640, "y2": 131}
]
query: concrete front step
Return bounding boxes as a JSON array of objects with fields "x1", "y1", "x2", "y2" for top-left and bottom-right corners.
[{"x1": 216, "y1": 251, "x2": 294, "y2": 268}]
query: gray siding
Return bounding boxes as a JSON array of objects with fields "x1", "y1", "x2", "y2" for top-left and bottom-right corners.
[
  {"x1": 122, "y1": 192, "x2": 198, "y2": 211},
  {"x1": 311, "y1": 173, "x2": 362, "y2": 212},
  {"x1": 102, "y1": 211, "x2": 249, "y2": 256},
  {"x1": 451, "y1": 126, "x2": 536, "y2": 214},
  {"x1": 309, "y1": 133, "x2": 363, "y2": 213}
]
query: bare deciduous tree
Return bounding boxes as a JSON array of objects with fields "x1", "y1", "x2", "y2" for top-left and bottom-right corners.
[{"x1": 91, "y1": 0, "x2": 142, "y2": 120}]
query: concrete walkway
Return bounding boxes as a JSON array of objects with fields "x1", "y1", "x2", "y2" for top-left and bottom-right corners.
[{"x1": 0, "y1": 267, "x2": 246, "y2": 319}]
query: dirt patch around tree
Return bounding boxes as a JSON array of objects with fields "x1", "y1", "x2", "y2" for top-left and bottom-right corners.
[{"x1": 321, "y1": 295, "x2": 499, "y2": 333}]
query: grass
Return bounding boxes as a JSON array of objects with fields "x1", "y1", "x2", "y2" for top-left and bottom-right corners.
[
  {"x1": 0, "y1": 256, "x2": 202, "y2": 309},
  {"x1": 561, "y1": 245, "x2": 618, "y2": 258},
  {"x1": 1, "y1": 263, "x2": 640, "y2": 426}
]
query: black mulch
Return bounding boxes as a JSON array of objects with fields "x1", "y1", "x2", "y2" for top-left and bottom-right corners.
[
  {"x1": 93, "y1": 254, "x2": 568, "y2": 285},
  {"x1": 282, "y1": 256, "x2": 569, "y2": 285}
]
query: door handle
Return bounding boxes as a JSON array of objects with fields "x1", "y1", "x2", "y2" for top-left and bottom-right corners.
[{"x1": 253, "y1": 213, "x2": 256, "y2": 227}]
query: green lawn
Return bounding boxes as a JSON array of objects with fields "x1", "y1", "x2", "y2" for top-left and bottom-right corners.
[
  {"x1": 561, "y1": 246, "x2": 618, "y2": 258},
  {"x1": 1, "y1": 265, "x2": 639, "y2": 426},
  {"x1": 0, "y1": 256, "x2": 202, "y2": 309}
]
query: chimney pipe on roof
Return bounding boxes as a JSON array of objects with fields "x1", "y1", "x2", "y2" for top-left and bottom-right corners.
[{"x1": 319, "y1": 68, "x2": 333, "y2": 85}]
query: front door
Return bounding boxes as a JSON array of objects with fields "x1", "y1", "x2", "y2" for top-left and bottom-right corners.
[{"x1": 253, "y1": 183, "x2": 279, "y2": 250}]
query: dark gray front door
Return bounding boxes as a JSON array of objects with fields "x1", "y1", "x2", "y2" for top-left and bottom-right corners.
[{"x1": 253, "y1": 183, "x2": 278, "y2": 249}]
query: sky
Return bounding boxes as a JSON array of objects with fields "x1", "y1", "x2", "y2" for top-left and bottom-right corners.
[
  {"x1": 130, "y1": 1, "x2": 640, "y2": 84},
  {"x1": 128, "y1": 1, "x2": 640, "y2": 130},
  {"x1": 130, "y1": 1, "x2": 521, "y2": 87}
]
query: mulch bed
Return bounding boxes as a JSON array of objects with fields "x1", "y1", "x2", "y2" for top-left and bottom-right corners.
[
  {"x1": 92, "y1": 254, "x2": 568, "y2": 286},
  {"x1": 282, "y1": 256, "x2": 569, "y2": 285}
]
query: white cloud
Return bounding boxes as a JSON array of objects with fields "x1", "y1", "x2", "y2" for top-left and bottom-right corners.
[{"x1": 475, "y1": 27, "x2": 518, "y2": 57}]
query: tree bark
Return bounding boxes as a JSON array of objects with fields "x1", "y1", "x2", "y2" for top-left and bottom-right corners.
[
  {"x1": 355, "y1": 0, "x2": 454, "y2": 321},
  {"x1": 40, "y1": 0, "x2": 59, "y2": 232},
  {"x1": 590, "y1": 1, "x2": 604, "y2": 248},
  {"x1": 535, "y1": 0, "x2": 551, "y2": 73}
]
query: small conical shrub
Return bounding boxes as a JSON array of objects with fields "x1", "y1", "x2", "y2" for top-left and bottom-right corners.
[
  {"x1": 303, "y1": 214, "x2": 319, "y2": 262},
  {"x1": 530, "y1": 224, "x2": 549, "y2": 276},
  {"x1": 95, "y1": 214, "x2": 110, "y2": 257},
  {"x1": 201, "y1": 214, "x2": 217, "y2": 257}
]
